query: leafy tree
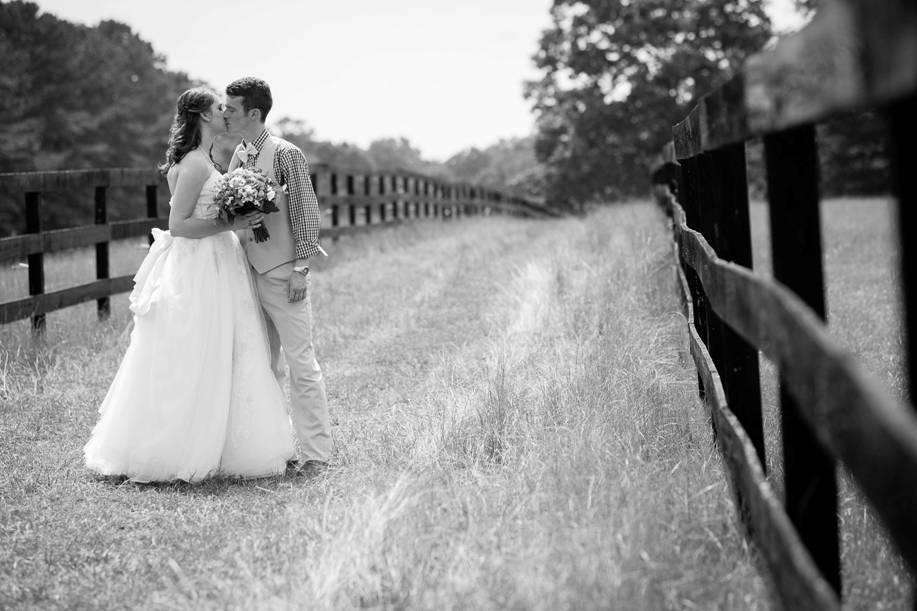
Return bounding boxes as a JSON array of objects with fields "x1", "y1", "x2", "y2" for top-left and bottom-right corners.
[
  {"x1": 1, "y1": 1, "x2": 195, "y2": 233},
  {"x1": 0, "y1": 0, "x2": 548, "y2": 234},
  {"x1": 445, "y1": 147, "x2": 491, "y2": 181},
  {"x1": 274, "y1": 118, "x2": 373, "y2": 172},
  {"x1": 366, "y1": 137, "x2": 446, "y2": 176},
  {"x1": 525, "y1": 0, "x2": 772, "y2": 209},
  {"x1": 445, "y1": 136, "x2": 545, "y2": 198},
  {"x1": 0, "y1": 2, "x2": 193, "y2": 173}
]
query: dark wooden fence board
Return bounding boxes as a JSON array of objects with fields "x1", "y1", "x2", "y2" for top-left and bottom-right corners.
[
  {"x1": 0, "y1": 169, "x2": 161, "y2": 191},
  {"x1": 1, "y1": 165, "x2": 553, "y2": 327},
  {"x1": 0, "y1": 220, "x2": 168, "y2": 262},
  {"x1": 662, "y1": 0, "x2": 917, "y2": 603},
  {"x1": 675, "y1": 237, "x2": 837, "y2": 608},
  {"x1": 671, "y1": 0, "x2": 917, "y2": 158},
  {"x1": 683, "y1": 286, "x2": 840, "y2": 611},
  {"x1": 109, "y1": 218, "x2": 168, "y2": 240},
  {"x1": 764, "y1": 124, "x2": 840, "y2": 591},
  {"x1": 0, "y1": 234, "x2": 41, "y2": 261},
  {"x1": 0, "y1": 275, "x2": 135, "y2": 324},
  {"x1": 890, "y1": 94, "x2": 917, "y2": 414},
  {"x1": 745, "y1": 1, "x2": 864, "y2": 136},
  {"x1": 673, "y1": 106, "x2": 703, "y2": 160},
  {"x1": 852, "y1": 0, "x2": 917, "y2": 102},
  {"x1": 674, "y1": 215, "x2": 917, "y2": 574}
]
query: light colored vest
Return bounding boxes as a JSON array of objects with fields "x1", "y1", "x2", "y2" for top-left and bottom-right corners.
[{"x1": 231, "y1": 136, "x2": 296, "y2": 273}]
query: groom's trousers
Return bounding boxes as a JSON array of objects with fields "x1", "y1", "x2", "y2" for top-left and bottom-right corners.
[{"x1": 253, "y1": 262, "x2": 332, "y2": 462}]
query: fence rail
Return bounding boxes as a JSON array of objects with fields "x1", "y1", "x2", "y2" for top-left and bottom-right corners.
[
  {"x1": 654, "y1": 0, "x2": 917, "y2": 608},
  {"x1": 1, "y1": 165, "x2": 554, "y2": 330}
]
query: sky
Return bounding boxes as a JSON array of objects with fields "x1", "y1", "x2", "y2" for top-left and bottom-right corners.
[{"x1": 31, "y1": 0, "x2": 805, "y2": 161}]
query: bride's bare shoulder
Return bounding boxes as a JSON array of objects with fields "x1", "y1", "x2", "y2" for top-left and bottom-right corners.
[{"x1": 171, "y1": 150, "x2": 211, "y2": 175}]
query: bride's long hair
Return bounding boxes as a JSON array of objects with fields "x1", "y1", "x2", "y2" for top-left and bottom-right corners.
[{"x1": 159, "y1": 87, "x2": 217, "y2": 175}]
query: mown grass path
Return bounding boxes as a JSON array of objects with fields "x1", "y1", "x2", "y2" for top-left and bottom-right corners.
[{"x1": 2, "y1": 203, "x2": 770, "y2": 609}]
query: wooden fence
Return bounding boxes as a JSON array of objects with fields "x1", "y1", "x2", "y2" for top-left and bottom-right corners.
[
  {"x1": 0, "y1": 165, "x2": 554, "y2": 331},
  {"x1": 653, "y1": 0, "x2": 917, "y2": 608}
]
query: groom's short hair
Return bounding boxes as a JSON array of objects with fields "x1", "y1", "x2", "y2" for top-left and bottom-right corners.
[{"x1": 226, "y1": 77, "x2": 273, "y2": 122}]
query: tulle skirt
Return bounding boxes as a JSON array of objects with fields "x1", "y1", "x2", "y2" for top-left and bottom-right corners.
[{"x1": 84, "y1": 228, "x2": 294, "y2": 483}]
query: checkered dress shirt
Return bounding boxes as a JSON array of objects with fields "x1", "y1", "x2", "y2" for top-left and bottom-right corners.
[{"x1": 243, "y1": 129, "x2": 325, "y2": 259}]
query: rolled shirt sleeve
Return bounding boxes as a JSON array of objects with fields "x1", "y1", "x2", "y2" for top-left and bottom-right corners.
[{"x1": 275, "y1": 145, "x2": 326, "y2": 259}]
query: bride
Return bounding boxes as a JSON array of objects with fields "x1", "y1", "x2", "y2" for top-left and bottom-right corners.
[{"x1": 84, "y1": 87, "x2": 294, "y2": 483}]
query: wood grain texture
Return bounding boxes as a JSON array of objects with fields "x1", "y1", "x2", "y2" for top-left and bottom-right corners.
[
  {"x1": 0, "y1": 165, "x2": 556, "y2": 327},
  {"x1": 681, "y1": 296, "x2": 840, "y2": 610},
  {"x1": 745, "y1": 0, "x2": 865, "y2": 134},
  {"x1": 0, "y1": 169, "x2": 160, "y2": 191},
  {"x1": 667, "y1": 0, "x2": 916, "y2": 158},
  {"x1": 0, "y1": 219, "x2": 167, "y2": 262},
  {"x1": 673, "y1": 211, "x2": 917, "y2": 574},
  {"x1": 673, "y1": 105, "x2": 703, "y2": 160},
  {"x1": 0, "y1": 276, "x2": 135, "y2": 324},
  {"x1": 849, "y1": 0, "x2": 917, "y2": 106}
]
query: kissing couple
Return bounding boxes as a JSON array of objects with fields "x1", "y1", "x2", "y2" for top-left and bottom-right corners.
[{"x1": 83, "y1": 77, "x2": 332, "y2": 483}]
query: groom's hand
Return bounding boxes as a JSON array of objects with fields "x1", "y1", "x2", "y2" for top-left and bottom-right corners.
[
  {"x1": 288, "y1": 270, "x2": 308, "y2": 303},
  {"x1": 239, "y1": 211, "x2": 265, "y2": 228}
]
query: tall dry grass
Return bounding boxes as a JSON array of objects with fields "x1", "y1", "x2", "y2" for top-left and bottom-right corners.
[{"x1": 0, "y1": 205, "x2": 768, "y2": 609}]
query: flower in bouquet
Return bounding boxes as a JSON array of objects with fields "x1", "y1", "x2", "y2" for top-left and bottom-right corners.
[{"x1": 214, "y1": 167, "x2": 280, "y2": 242}]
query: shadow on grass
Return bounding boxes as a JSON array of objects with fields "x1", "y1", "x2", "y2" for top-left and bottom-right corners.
[{"x1": 85, "y1": 469, "x2": 319, "y2": 496}]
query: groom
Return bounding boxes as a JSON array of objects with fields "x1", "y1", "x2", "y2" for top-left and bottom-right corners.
[{"x1": 222, "y1": 76, "x2": 332, "y2": 474}]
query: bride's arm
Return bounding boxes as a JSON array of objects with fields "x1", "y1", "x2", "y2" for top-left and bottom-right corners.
[{"x1": 168, "y1": 156, "x2": 231, "y2": 239}]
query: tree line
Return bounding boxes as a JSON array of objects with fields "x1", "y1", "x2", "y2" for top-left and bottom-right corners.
[
  {"x1": 0, "y1": 1, "x2": 539, "y2": 234},
  {"x1": 0, "y1": 0, "x2": 890, "y2": 233},
  {"x1": 524, "y1": 0, "x2": 889, "y2": 209}
]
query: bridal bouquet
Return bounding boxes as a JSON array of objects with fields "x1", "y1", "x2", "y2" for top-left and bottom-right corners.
[{"x1": 214, "y1": 168, "x2": 280, "y2": 242}]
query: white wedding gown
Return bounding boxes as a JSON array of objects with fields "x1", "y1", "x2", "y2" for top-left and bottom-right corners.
[{"x1": 84, "y1": 152, "x2": 294, "y2": 483}]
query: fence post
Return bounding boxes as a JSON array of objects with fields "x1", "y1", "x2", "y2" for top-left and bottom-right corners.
[
  {"x1": 697, "y1": 152, "x2": 725, "y2": 371},
  {"x1": 403, "y1": 176, "x2": 411, "y2": 219},
  {"x1": 889, "y1": 91, "x2": 917, "y2": 611},
  {"x1": 146, "y1": 184, "x2": 158, "y2": 246},
  {"x1": 764, "y1": 123, "x2": 841, "y2": 595},
  {"x1": 889, "y1": 94, "x2": 917, "y2": 416},
  {"x1": 331, "y1": 205, "x2": 339, "y2": 228},
  {"x1": 329, "y1": 172, "x2": 340, "y2": 236},
  {"x1": 379, "y1": 175, "x2": 387, "y2": 222},
  {"x1": 315, "y1": 169, "x2": 334, "y2": 237},
  {"x1": 392, "y1": 176, "x2": 400, "y2": 220},
  {"x1": 887, "y1": 92, "x2": 917, "y2": 611},
  {"x1": 407, "y1": 179, "x2": 412, "y2": 218},
  {"x1": 25, "y1": 191, "x2": 44, "y2": 333},
  {"x1": 709, "y1": 142, "x2": 766, "y2": 468},
  {"x1": 363, "y1": 175, "x2": 372, "y2": 226},
  {"x1": 347, "y1": 175, "x2": 356, "y2": 226},
  {"x1": 94, "y1": 186, "x2": 110, "y2": 320},
  {"x1": 679, "y1": 155, "x2": 707, "y2": 401},
  {"x1": 435, "y1": 183, "x2": 441, "y2": 218}
]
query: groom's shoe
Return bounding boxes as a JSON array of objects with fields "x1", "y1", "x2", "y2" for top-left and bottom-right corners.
[{"x1": 287, "y1": 459, "x2": 329, "y2": 478}]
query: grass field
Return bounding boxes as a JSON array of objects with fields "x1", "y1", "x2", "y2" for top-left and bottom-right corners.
[
  {"x1": 0, "y1": 198, "x2": 910, "y2": 609},
  {"x1": 1, "y1": 205, "x2": 769, "y2": 609}
]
